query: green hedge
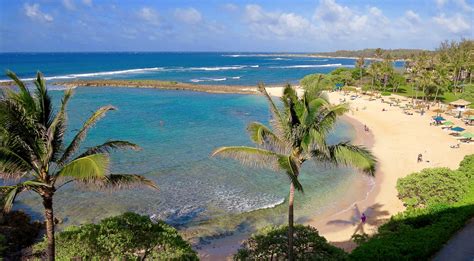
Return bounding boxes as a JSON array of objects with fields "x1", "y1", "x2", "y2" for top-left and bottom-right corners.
[
  {"x1": 381, "y1": 92, "x2": 392, "y2": 96},
  {"x1": 349, "y1": 154, "x2": 474, "y2": 261},
  {"x1": 34, "y1": 212, "x2": 198, "y2": 260},
  {"x1": 235, "y1": 224, "x2": 347, "y2": 260},
  {"x1": 396, "y1": 168, "x2": 469, "y2": 208}
]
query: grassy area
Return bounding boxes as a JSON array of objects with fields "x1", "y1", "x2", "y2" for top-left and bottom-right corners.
[
  {"x1": 388, "y1": 85, "x2": 474, "y2": 109},
  {"x1": 349, "y1": 154, "x2": 474, "y2": 260}
]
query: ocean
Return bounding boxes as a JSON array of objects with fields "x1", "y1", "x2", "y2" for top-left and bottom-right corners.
[
  {"x1": 0, "y1": 52, "x2": 404, "y2": 85},
  {"x1": 1, "y1": 53, "x2": 376, "y2": 239}
]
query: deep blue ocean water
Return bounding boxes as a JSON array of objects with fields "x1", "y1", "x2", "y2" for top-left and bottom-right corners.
[
  {"x1": 0, "y1": 52, "x2": 404, "y2": 85},
  {"x1": 2, "y1": 53, "x2": 375, "y2": 234}
]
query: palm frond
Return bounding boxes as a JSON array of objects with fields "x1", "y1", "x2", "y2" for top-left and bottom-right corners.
[
  {"x1": 56, "y1": 153, "x2": 110, "y2": 183},
  {"x1": 247, "y1": 122, "x2": 288, "y2": 153},
  {"x1": 324, "y1": 142, "x2": 377, "y2": 176},
  {"x1": 75, "y1": 174, "x2": 158, "y2": 191},
  {"x1": 33, "y1": 72, "x2": 53, "y2": 127},
  {"x1": 277, "y1": 155, "x2": 303, "y2": 192},
  {"x1": 211, "y1": 146, "x2": 283, "y2": 171},
  {"x1": 6, "y1": 71, "x2": 36, "y2": 113},
  {"x1": 0, "y1": 147, "x2": 32, "y2": 179},
  {"x1": 79, "y1": 140, "x2": 141, "y2": 158},
  {"x1": 59, "y1": 105, "x2": 116, "y2": 164},
  {"x1": 48, "y1": 88, "x2": 73, "y2": 162},
  {"x1": 257, "y1": 83, "x2": 285, "y2": 129},
  {"x1": 1, "y1": 184, "x2": 27, "y2": 212}
]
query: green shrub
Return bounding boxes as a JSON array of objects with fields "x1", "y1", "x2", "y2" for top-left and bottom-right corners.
[
  {"x1": 396, "y1": 167, "x2": 468, "y2": 208},
  {"x1": 349, "y1": 204, "x2": 474, "y2": 261},
  {"x1": 381, "y1": 92, "x2": 391, "y2": 96},
  {"x1": 458, "y1": 154, "x2": 474, "y2": 178},
  {"x1": 234, "y1": 224, "x2": 347, "y2": 260},
  {"x1": 0, "y1": 234, "x2": 6, "y2": 257},
  {"x1": 34, "y1": 212, "x2": 197, "y2": 260},
  {"x1": 350, "y1": 154, "x2": 474, "y2": 260},
  {"x1": 0, "y1": 211, "x2": 42, "y2": 258}
]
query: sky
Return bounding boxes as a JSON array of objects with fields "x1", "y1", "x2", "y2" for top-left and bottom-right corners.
[{"x1": 0, "y1": 0, "x2": 472, "y2": 52}]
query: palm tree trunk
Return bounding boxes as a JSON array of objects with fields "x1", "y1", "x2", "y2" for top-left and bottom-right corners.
[
  {"x1": 42, "y1": 195, "x2": 55, "y2": 261},
  {"x1": 288, "y1": 183, "x2": 295, "y2": 261},
  {"x1": 433, "y1": 86, "x2": 440, "y2": 104}
]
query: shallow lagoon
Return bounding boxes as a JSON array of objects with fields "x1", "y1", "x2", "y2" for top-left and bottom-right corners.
[{"x1": 15, "y1": 87, "x2": 370, "y2": 238}]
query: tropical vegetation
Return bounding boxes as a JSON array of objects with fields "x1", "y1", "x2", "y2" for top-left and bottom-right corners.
[
  {"x1": 349, "y1": 154, "x2": 474, "y2": 260},
  {"x1": 304, "y1": 39, "x2": 474, "y2": 108},
  {"x1": 0, "y1": 210, "x2": 42, "y2": 258},
  {"x1": 397, "y1": 167, "x2": 469, "y2": 208},
  {"x1": 212, "y1": 81, "x2": 376, "y2": 260},
  {"x1": 0, "y1": 71, "x2": 158, "y2": 260},
  {"x1": 234, "y1": 224, "x2": 347, "y2": 260},
  {"x1": 33, "y1": 212, "x2": 198, "y2": 260}
]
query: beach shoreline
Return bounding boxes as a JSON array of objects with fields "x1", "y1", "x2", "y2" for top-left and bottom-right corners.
[{"x1": 4, "y1": 80, "x2": 471, "y2": 258}]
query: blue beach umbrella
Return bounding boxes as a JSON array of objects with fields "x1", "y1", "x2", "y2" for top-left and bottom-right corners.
[
  {"x1": 451, "y1": 126, "x2": 465, "y2": 132},
  {"x1": 433, "y1": 116, "x2": 445, "y2": 121}
]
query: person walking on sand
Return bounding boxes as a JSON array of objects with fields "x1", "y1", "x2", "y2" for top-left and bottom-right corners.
[
  {"x1": 361, "y1": 213, "x2": 367, "y2": 223},
  {"x1": 417, "y1": 153, "x2": 423, "y2": 163}
]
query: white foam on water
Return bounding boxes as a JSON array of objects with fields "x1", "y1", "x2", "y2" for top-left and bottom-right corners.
[
  {"x1": 211, "y1": 185, "x2": 285, "y2": 213},
  {"x1": 269, "y1": 63, "x2": 343, "y2": 69},
  {"x1": 250, "y1": 65, "x2": 259, "y2": 68},
  {"x1": 231, "y1": 76, "x2": 241, "y2": 79},
  {"x1": 190, "y1": 77, "x2": 227, "y2": 82},
  {"x1": 0, "y1": 67, "x2": 164, "y2": 82}
]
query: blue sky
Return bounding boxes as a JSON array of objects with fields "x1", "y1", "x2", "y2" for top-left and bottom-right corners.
[{"x1": 0, "y1": 0, "x2": 472, "y2": 52}]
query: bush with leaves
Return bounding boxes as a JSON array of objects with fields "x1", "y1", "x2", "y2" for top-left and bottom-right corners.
[
  {"x1": 0, "y1": 211, "x2": 42, "y2": 258},
  {"x1": 458, "y1": 154, "x2": 474, "y2": 178},
  {"x1": 300, "y1": 73, "x2": 334, "y2": 91},
  {"x1": 234, "y1": 224, "x2": 347, "y2": 260},
  {"x1": 396, "y1": 167, "x2": 468, "y2": 208},
  {"x1": 350, "y1": 154, "x2": 474, "y2": 260},
  {"x1": 34, "y1": 212, "x2": 198, "y2": 260}
]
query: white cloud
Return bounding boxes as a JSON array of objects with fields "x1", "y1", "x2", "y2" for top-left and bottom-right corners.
[
  {"x1": 83, "y1": 0, "x2": 92, "y2": 6},
  {"x1": 137, "y1": 7, "x2": 160, "y2": 26},
  {"x1": 223, "y1": 3, "x2": 238, "y2": 12},
  {"x1": 435, "y1": 0, "x2": 473, "y2": 11},
  {"x1": 405, "y1": 10, "x2": 421, "y2": 23},
  {"x1": 62, "y1": 0, "x2": 76, "y2": 10},
  {"x1": 24, "y1": 3, "x2": 54, "y2": 23},
  {"x1": 174, "y1": 8, "x2": 202, "y2": 24},
  {"x1": 313, "y1": 0, "x2": 389, "y2": 39},
  {"x1": 454, "y1": 0, "x2": 474, "y2": 11},
  {"x1": 244, "y1": 4, "x2": 312, "y2": 39},
  {"x1": 435, "y1": 0, "x2": 448, "y2": 8},
  {"x1": 433, "y1": 13, "x2": 471, "y2": 33}
]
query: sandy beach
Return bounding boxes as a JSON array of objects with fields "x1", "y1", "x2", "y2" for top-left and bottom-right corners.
[
  {"x1": 269, "y1": 87, "x2": 474, "y2": 246},
  {"x1": 198, "y1": 86, "x2": 473, "y2": 259}
]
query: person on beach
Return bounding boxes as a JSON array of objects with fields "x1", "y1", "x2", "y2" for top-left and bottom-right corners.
[
  {"x1": 417, "y1": 153, "x2": 423, "y2": 163},
  {"x1": 361, "y1": 213, "x2": 367, "y2": 223}
]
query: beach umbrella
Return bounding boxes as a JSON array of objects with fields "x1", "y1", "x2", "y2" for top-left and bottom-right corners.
[
  {"x1": 451, "y1": 126, "x2": 465, "y2": 132},
  {"x1": 432, "y1": 108, "x2": 444, "y2": 113},
  {"x1": 461, "y1": 132, "x2": 474, "y2": 139},
  {"x1": 443, "y1": 121, "x2": 454, "y2": 126},
  {"x1": 469, "y1": 115, "x2": 474, "y2": 120},
  {"x1": 433, "y1": 116, "x2": 445, "y2": 121}
]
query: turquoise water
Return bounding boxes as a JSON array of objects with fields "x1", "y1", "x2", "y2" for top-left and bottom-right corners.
[
  {"x1": 15, "y1": 87, "x2": 369, "y2": 233},
  {"x1": 0, "y1": 52, "x2": 404, "y2": 85}
]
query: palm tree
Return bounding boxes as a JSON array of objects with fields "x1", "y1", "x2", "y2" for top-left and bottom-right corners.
[
  {"x1": 0, "y1": 71, "x2": 158, "y2": 261},
  {"x1": 356, "y1": 56, "x2": 365, "y2": 81},
  {"x1": 212, "y1": 82, "x2": 376, "y2": 260}
]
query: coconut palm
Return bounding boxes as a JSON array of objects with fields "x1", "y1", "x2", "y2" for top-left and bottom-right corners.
[
  {"x1": 356, "y1": 56, "x2": 365, "y2": 81},
  {"x1": 212, "y1": 82, "x2": 376, "y2": 261},
  {"x1": 0, "y1": 71, "x2": 158, "y2": 261}
]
